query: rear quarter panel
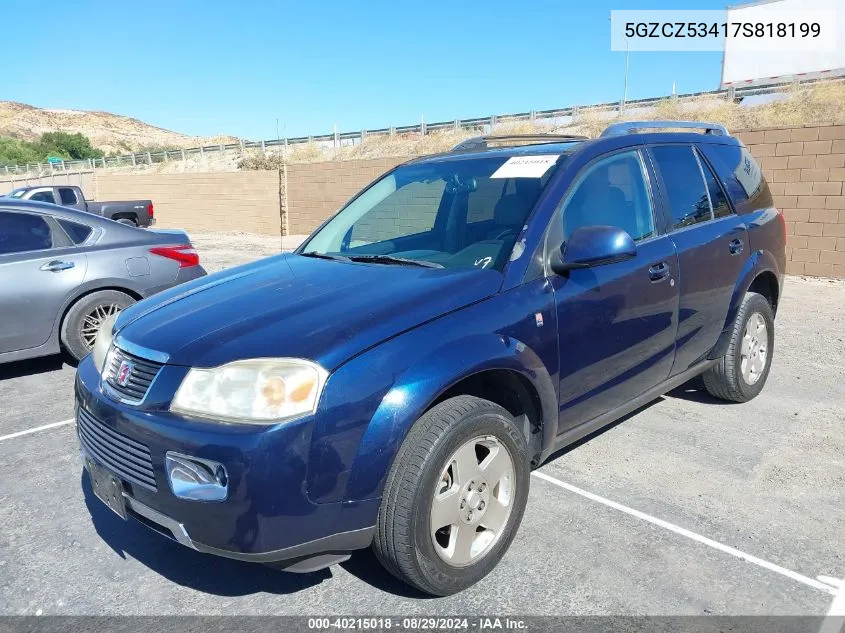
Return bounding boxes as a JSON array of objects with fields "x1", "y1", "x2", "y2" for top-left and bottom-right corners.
[{"x1": 85, "y1": 244, "x2": 181, "y2": 297}]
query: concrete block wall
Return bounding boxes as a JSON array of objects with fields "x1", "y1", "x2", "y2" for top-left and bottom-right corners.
[
  {"x1": 286, "y1": 157, "x2": 405, "y2": 235},
  {"x1": 735, "y1": 124, "x2": 845, "y2": 278},
  {"x1": 96, "y1": 172, "x2": 282, "y2": 236}
]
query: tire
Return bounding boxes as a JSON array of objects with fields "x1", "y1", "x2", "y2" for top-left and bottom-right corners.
[
  {"x1": 703, "y1": 291, "x2": 775, "y2": 403},
  {"x1": 61, "y1": 290, "x2": 136, "y2": 361},
  {"x1": 115, "y1": 218, "x2": 137, "y2": 226},
  {"x1": 373, "y1": 395, "x2": 530, "y2": 596}
]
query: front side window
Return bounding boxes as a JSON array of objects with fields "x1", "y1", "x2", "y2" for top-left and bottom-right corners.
[
  {"x1": 301, "y1": 153, "x2": 567, "y2": 271},
  {"x1": 28, "y1": 190, "x2": 56, "y2": 204},
  {"x1": 651, "y1": 145, "x2": 712, "y2": 230},
  {"x1": 58, "y1": 188, "x2": 78, "y2": 205},
  {"x1": 561, "y1": 150, "x2": 655, "y2": 242},
  {"x1": 0, "y1": 211, "x2": 53, "y2": 254}
]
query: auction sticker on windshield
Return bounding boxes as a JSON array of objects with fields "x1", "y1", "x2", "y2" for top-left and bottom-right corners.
[{"x1": 491, "y1": 155, "x2": 559, "y2": 179}]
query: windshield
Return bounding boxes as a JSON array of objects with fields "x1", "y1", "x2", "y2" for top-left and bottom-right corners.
[
  {"x1": 7, "y1": 189, "x2": 26, "y2": 198},
  {"x1": 300, "y1": 154, "x2": 563, "y2": 271}
]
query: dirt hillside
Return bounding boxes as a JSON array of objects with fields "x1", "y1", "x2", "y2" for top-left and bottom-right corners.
[{"x1": 0, "y1": 101, "x2": 237, "y2": 154}]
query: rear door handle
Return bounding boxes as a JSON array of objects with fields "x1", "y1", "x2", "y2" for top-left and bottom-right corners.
[
  {"x1": 648, "y1": 261, "x2": 670, "y2": 282},
  {"x1": 729, "y1": 238, "x2": 744, "y2": 255},
  {"x1": 40, "y1": 260, "x2": 75, "y2": 272}
]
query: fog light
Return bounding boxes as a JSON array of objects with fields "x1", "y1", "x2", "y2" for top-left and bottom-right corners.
[{"x1": 165, "y1": 452, "x2": 228, "y2": 501}]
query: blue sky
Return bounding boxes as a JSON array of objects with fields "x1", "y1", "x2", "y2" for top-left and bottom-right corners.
[{"x1": 3, "y1": 0, "x2": 728, "y2": 140}]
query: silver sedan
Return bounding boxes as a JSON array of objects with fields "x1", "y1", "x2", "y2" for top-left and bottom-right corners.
[{"x1": 0, "y1": 199, "x2": 207, "y2": 363}]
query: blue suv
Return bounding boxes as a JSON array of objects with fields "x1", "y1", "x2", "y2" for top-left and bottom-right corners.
[{"x1": 75, "y1": 121, "x2": 785, "y2": 596}]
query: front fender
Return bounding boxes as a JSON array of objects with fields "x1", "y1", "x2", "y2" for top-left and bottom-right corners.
[
  {"x1": 304, "y1": 281, "x2": 559, "y2": 506},
  {"x1": 341, "y1": 333, "x2": 557, "y2": 502}
]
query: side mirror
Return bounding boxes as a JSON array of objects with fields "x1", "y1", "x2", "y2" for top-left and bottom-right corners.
[{"x1": 551, "y1": 225, "x2": 636, "y2": 274}]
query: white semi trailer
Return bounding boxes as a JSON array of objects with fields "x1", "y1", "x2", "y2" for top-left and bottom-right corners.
[{"x1": 721, "y1": 0, "x2": 845, "y2": 89}]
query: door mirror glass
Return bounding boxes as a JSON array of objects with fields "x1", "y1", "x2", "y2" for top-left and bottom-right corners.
[{"x1": 551, "y1": 225, "x2": 636, "y2": 273}]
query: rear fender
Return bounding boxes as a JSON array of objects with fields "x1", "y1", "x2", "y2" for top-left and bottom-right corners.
[
  {"x1": 708, "y1": 250, "x2": 770, "y2": 360},
  {"x1": 338, "y1": 333, "x2": 557, "y2": 503}
]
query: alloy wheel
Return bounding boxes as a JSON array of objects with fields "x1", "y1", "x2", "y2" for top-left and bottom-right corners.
[
  {"x1": 740, "y1": 311, "x2": 768, "y2": 385},
  {"x1": 80, "y1": 303, "x2": 122, "y2": 349},
  {"x1": 429, "y1": 435, "x2": 515, "y2": 567}
]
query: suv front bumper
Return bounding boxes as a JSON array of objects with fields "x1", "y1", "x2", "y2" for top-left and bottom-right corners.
[{"x1": 74, "y1": 354, "x2": 377, "y2": 570}]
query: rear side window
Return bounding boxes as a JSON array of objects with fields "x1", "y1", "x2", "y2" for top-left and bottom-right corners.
[
  {"x1": 28, "y1": 190, "x2": 56, "y2": 204},
  {"x1": 58, "y1": 218, "x2": 93, "y2": 244},
  {"x1": 58, "y1": 188, "x2": 79, "y2": 205},
  {"x1": 0, "y1": 211, "x2": 53, "y2": 254},
  {"x1": 700, "y1": 143, "x2": 772, "y2": 211},
  {"x1": 697, "y1": 151, "x2": 733, "y2": 218},
  {"x1": 651, "y1": 146, "x2": 712, "y2": 230}
]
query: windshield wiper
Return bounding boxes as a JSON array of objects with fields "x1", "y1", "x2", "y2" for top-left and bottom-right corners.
[
  {"x1": 347, "y1": 254, "x2": 444, "y2": 268},
  {"x1": 300, "y1": 251, "x2": 352, "y2": 262}
]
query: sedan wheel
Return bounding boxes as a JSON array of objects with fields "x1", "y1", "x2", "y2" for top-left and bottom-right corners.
[
  {"x1": 61, "y1": 290, "x2": 136, "y2": 361},
  {"x1": 81, "y1": 303, "x2": 123, "y2": 349}
]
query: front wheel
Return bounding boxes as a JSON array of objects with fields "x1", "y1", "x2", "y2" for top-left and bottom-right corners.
[
  {"x1": 703, "y1": 291, "x2": 775, "y2": 402},
  {"x1": 373, "y1": 395, "x2": 530, "y2": 596}
]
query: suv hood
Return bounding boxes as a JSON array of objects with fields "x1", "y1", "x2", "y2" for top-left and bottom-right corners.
[{"x1": 117, "y1": 254, "x2": 502, "y2": 370}]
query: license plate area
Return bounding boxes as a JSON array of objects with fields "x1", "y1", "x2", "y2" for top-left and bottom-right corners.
[{"x1": 86, "y1": 458, "x2": 127, "y2": 520}]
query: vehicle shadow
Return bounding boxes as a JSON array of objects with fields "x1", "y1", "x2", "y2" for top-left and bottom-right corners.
[
  {"x1": 666, "y1": 375, "x2": 733, "y2": 405},
  {"x1": 541, "y1": 397, "x2": 665, "y2": 465},
  {"x1": 340, "y1": 549, "x2": 433, "y2": 600},
  {"x1": 0, "y1": 355, "x2": 75, "y2": 380},
  {"x1": 80, "y1": 471, "x2": 330, "y2": 596}
]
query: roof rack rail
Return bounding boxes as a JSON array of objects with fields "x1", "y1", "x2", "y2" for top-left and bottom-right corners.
[
  {"x1": 452, "y1": 134, "x2": 589, "y2": 151},
  {"x1": 600, "y1": 121, "x2": 729, "y2": 137}
]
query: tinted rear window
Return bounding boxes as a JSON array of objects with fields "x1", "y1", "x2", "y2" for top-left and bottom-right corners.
[
  {"x1": 700, "y1": 143, "x2": 772, "y2": 211},
  {"x1": 58, "y1": 218, "x2": 93, "y2": 244},
  {"x1": 697, "y1": 149, "x2": 733, "y2": 219}
]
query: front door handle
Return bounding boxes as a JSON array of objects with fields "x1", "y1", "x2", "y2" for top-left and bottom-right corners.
[
  {"x1": 729, "y1": 238, "x2": 744, "y2": 255},
  {"x1": 648, "y1": 261, "x2": 671, "y2": 282},
  {"x1": 40, "y1": 260, "x2": 75, "y2": 272}
]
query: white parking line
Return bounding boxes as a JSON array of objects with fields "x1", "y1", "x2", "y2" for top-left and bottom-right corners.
[
  {"x1": 531, "y1": 470, "x2": 838, "y2": 596},
  {"x1": 0, "y1": 419, "x2": 74, "y2": 442},
  {"x1": 818, "y1": 577, "x2": 845, "y2": 633}
]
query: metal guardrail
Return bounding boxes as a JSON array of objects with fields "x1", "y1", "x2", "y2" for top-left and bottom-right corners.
[{"x1": 1, "y1": 76, "x2": 840, "y2": 177}]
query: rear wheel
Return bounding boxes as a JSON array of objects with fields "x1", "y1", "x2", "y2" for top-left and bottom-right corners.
[
  {"x1": 703, "y1": 291, "x2": 775, "y2": 402},
  {"x1": 373, "y1": 395, "x2": 530, "y2": 596},
  {"x1": 115, "y1": 217, "x2": 137, "y2": 226},
  {"x1": 61, "y1": 290, "x2": 135, "y2": 361}
]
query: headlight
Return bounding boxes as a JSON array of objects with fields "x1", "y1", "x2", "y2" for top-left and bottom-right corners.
[
  {"x1": 170, "y1": 358, "x2": 328, "y2": 424},
  {"x1": 92, "y1": 314, "x2": 118, "y2": 373}
]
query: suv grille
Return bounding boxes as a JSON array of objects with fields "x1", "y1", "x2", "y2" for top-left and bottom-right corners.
[
  {"x1": 77, "y1": 408, "x2": 157, "y2": 491},
  {"x1": 104, "y1": 346, "x2": 163, "y2": 403}
]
